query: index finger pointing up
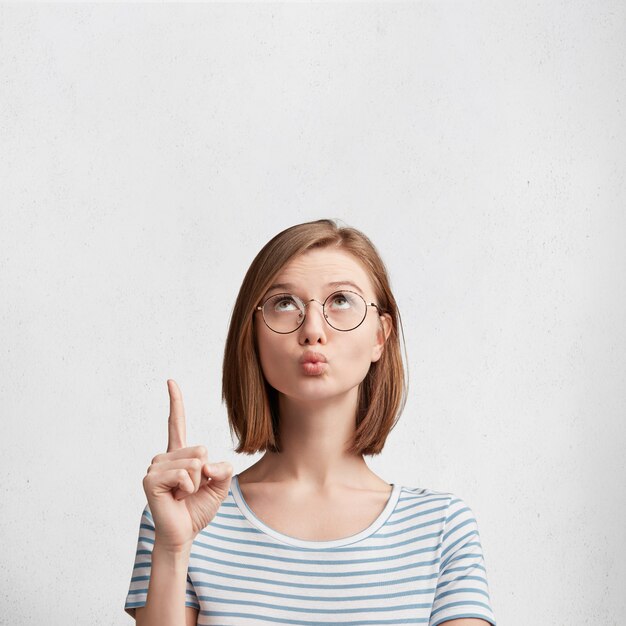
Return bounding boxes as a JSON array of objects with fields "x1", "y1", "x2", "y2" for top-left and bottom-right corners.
[{"x1": 166, "y1": 379, "x2": 187, "y2": 452}]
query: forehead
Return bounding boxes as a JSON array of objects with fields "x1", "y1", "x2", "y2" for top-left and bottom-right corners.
[{"x1": 270, "y1": 248, "x2": 375, "y2": 296}]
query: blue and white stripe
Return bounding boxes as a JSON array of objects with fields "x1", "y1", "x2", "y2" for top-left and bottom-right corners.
[{"x1": 125, "y1": 476, "x2": 496, "y2": 625}]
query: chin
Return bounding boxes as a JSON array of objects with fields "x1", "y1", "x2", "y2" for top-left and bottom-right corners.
[{"x1": 275, "y1": 380, "x2": 361, "y2": 402}]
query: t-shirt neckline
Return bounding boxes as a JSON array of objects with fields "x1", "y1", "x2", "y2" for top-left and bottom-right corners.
[{"x1": 230, "y1": 473, "x2": 402, "y2": 549}]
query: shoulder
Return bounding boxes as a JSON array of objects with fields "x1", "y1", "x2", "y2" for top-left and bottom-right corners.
[
  {"x1": 399, "y1": 485, "x2": 477, "y2": 511},
  {"x1": 396, "y1": 486, "x2": 483, "y2": 537},
  {"x1": 397, "y1": 484, "x2": 456, "y2": 508}
]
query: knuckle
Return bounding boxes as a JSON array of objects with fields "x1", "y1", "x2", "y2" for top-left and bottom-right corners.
[
  {"x1": 151, "y1": 454, "x2": 161, "y2": 465},
  {"x1": 195, "y1": 445, "x2": 208, "y2": 458},
  {"x1": 176, "y1": 469, "x2": 188, "y2": 482},
  {"x1": 189, "y1": 458, "x2": 202, "y2": 471}
]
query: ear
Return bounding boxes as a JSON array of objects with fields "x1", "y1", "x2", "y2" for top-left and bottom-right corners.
[{"x1": 371, "y1": 313, "x2": 392, "y2": 363}]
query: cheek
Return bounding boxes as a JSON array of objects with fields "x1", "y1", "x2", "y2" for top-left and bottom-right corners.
[{"x1": 339, "y1": 327, "x2": 378, "y2": 376}]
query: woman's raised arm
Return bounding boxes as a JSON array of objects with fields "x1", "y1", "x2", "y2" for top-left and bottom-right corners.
[{"x1": 128, "y1": 380, "x2": 233, "y2": 624}]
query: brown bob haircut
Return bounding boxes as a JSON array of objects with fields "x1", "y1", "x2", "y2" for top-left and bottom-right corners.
[{"x1": 221, "y1": 218, "x2": 408, "y2": 457}]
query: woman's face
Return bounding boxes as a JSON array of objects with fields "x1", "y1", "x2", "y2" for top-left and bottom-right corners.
[{"x1": 254, "y1": 247, "x2": 392, "y2": 405}]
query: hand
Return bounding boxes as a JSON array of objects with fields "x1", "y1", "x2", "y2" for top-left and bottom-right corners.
[{"x1": 142, "y1": 379, "x2": 233, "y2": 552}]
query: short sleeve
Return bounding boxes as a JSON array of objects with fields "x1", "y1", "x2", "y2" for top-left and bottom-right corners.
[
  {"x1": 429, "y1": 495, "x2": 497, "y2": 626},
  {"x1": 123, "y1": 503, "x2": 200, "y2": 618}
]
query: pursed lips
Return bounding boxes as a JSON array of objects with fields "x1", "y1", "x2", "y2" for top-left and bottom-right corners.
[{"x1": 299, "y1": 351, "x2": 328, "y2": 364}]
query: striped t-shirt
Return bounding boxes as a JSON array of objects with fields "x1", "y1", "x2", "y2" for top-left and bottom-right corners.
[{"x1": 125, "y1": 474, "x2": 496, "y2": 625}]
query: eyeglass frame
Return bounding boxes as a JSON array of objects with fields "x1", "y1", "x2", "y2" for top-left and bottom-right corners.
[{"x1": 255, "y1": 289, "x2": 382, "y2": 334}]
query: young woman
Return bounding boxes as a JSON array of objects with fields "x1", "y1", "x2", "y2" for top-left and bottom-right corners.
[{"x1": 125, "y1": 219, "x2": 497, "y2": 626}]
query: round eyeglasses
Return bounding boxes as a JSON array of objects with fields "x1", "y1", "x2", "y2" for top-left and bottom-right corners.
[{"x1": 256, "y1": 290, "x2": 381, "y2": 334}]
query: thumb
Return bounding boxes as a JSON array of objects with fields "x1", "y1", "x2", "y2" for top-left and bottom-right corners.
[{"x1": 203, "y1": 462, "x2": 234, "y2": 488}]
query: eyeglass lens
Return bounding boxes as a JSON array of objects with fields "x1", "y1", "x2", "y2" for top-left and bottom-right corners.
[{"x1": 262, "y1": 291, "x2": 367, "y2": 332}]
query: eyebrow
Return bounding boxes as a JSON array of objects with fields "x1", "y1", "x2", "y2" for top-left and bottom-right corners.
[{"x1": 267, "y1": 280, "x2": 365, "y2": 296}]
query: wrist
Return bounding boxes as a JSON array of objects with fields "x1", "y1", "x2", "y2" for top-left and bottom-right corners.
[{"x1": 153, "y1": 538, "x2": 193, "y2": 558}]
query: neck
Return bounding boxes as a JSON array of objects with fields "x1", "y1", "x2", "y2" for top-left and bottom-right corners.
[{"x1": 251, "y1": 386, "x2": 377, "y2": 491}]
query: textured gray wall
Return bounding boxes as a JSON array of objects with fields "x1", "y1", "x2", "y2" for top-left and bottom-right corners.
[{"x1": 1, "y1": 2, "x2": 624, "y2": 624}]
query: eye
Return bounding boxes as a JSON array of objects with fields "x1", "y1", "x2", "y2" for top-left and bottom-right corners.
[
  {"x1": 270, "y1": 294, "x2": 299, "y2": 312},
  {"x1": 327, "y1": 291, "x2": 355, "y2": 309}
]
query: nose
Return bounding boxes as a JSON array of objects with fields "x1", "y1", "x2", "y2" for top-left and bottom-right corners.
[{"x1": 298, "y1": 299, "x2": 328, "y2": 345}]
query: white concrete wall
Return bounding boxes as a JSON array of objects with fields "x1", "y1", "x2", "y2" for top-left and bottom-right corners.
[{"x1": 1, "y1": 2, "x2": 624, "y2": 624}]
